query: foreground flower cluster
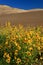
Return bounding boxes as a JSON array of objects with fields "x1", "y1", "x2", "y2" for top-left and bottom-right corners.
[{"x1": 0, "y1": 22, "x2": 43, "y2": 65}]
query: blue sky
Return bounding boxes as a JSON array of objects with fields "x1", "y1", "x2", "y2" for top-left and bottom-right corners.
[{"x1": 0, "y1": 0, "x2": 43, "y2": 10}]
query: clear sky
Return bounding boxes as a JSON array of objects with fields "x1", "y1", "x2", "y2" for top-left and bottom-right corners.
[{"x1": 0, "y1": 0, "x2": 43, "y2": 10}]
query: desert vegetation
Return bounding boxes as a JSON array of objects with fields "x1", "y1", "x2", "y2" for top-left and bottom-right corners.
[{"x1": 0, "y1": 22, "x2": 43, "y2": 65}]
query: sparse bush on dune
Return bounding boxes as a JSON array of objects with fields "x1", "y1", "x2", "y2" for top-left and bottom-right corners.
[{"x1": 0, "y1": 22, "x2": 43, "y2": 65}]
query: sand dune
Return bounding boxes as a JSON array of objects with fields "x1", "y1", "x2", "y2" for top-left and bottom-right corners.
[
  {"x1": 0, "y1": 5, "x2": 26, "y2": 14},
  {"x1": 0, "y1": 5, "x2": 43, "y2": 27}
]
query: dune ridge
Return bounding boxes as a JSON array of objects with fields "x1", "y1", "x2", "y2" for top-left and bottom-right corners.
[{"x1": 0, "y1": 5, "x2": 27, "y2": 14}]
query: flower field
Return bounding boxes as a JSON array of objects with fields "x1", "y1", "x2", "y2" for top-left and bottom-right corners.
[{"x1": 0, "y1": 22, "x2": 43, "y2": 65}]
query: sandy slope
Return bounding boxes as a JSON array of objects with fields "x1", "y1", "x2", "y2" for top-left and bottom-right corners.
[
  {"x1": 0, "y1": 5, "x2": 43, "y2": 27},
  {"x1": 0, "y1": 5, "x2": 26, "y2": 14}
]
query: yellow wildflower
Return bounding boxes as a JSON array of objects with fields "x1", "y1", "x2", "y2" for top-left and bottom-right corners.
[
  {"x1": 6, "y1": 54, "x2": 10, "y2": 58},
  {"x1": 14, "y1": 41, "x2": 18, "y2": 46},
  {"x1": 36, "y1": 43, "x2": 40, "y2": 47},
  {"x1": 6, "y1": 58, "x2": 11, "y2": 63},
  {"x1": 37, "y1": 47, "x2": 41, "y2": 50},
  {"x1": 24, "y1": 37, "x2": 28, "y2": 43},
  {"x1": 15, "y1": 35, "x2": 18, "y2": 39},
  {"x1": 5, "y1": 41, "x2": 8, "y2": 45},
  {"x1": 25, "y1": 31, "x2": 30, "y2": 36},
  {"x1": 40, "y1": 57, "x2": 43, "y2": 60},
  {"x1": 3, "y1": 52, "x2": 11, "y2": 60},
  {"x1": 36, "y1": 33, "x2": 40, "y2": 40},
  {"x1": 27, "y1": 39, "x2": 32, "y2": 45},
  {"x1": 26, "y1": 51, "x2": 31, "y2": 56},
  {"x1": 5, "y1": 53, "x2": 11, "y2": 63},
  {"x1": 40, "y1": 45, "x2": 43, "y2": 49},
  {"x1": 3, "y1": 52, "x2": 7, "y2": 58},
  {"x1": 14, "y1": 56, "x2": 17, "y2": 60},
  {"x1": 14, "y1": 50, "x2": 18, "y2": 56},
  {"x1": 15, "y1": 50, "x2": 18, "y2": 53},
  {"x1": 41, "y1": 37, "x2": 43, "y2": 43},
  {"x1": 29, "y1": 31, "x2": 34, "y2": 36},
  {"x1": 16, "y1": 58, "x2": 21, "y2": 64},
  {"x1": 29, "y1": 47, "x2": 33, "y2": 51},
  {"x1": 33, "y1": 44, "x2": 36, "y2": 47},
  {"x1": 17, "y1": 45, "x2": 21, "y2": 50}
]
